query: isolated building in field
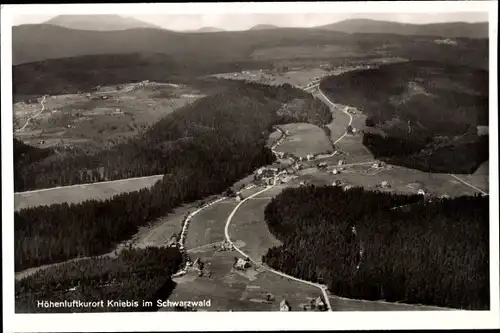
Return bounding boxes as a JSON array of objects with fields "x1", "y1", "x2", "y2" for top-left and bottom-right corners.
[
  {"x1": 332, "y1": 180, "x2": 341, "y2": 186},
  {"x1": 233, "y1": 257, "x2": 251, "y2": 270},
  {"x1": 338, "y1": 160, "x2": 344, "y2": 166},
  {"x1": 280, "y1": 299, "x2": 291, "y2": 311},
  {"x1": 235, "y1": 194, "x2": 243, "y2": 202},
  {"x1": 306, "y1": 154, "x2": 315, "y2": 161},
  {"x1": 380, "y1": 181, "x2": 390, "y2": 188},
  {"x1": 418, "y1": 189, "x2": 428, "y2": 196},
  {"x1": 314, "y1": 296, "x2": 327, "y2": 311},
  {"x1": 331, "y1": 168, "x2": 340, "y2": 175}
]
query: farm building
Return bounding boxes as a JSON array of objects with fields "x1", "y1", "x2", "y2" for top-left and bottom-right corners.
[
  {"x1": 235, "y1": 194, "x2": 243, "y2": 202},
  {"x1": 280, "y1": 300, "x2": 291, "y2": 311},
  {"x1": 418, "y1": 189, "x2": 429, "y2": 196},
  {"x1": 317, "y1": 162, "x2": 328, "y2": 170},
  {"x1": 306, "y1": 154, "x2": 315, "y2": 161},
  {"x1": 314, "y1": 296, "x2": 327, "y2": 311},
  {"x1": 338, "y1": 160, "x2": 344, "y2": 166},
  {"x1": 233, "y1": 257, "x2": 251, "y2": 270},
  {"x1": 332, "y1": 180, "x2": 341, "y2": 186},
  {"x1": 331, "y1": 168, "x2": 340, "y2": 175},
  {"x1": 380, "y1": 181, "x2": 390, "y2": 188}
]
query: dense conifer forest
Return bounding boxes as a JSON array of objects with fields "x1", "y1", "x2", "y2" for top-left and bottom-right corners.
[
  {"x1": 320, "y1": 60, "x2": 489, "y2": 174},
  {"x1": 263, "y1": 185, "x2": 489, "y2": 309},
  {"x1": 15, "y1": 247, "x2": 182, "y2": 313},
  {"x1": 15, "y1": 81, "x2": 331, "y2": 271}
]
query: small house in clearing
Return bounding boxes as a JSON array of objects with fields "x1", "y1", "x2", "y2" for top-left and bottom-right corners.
[
  {"x1": 306, "y1": 154, "x2": 315, "y2": 161},
  {"x1": 380, "y1": 181, "x2": 390, "y2": 188},
  {"x1": 280, "y1": 299, "x2": 291, "y2": 311},
  {"x1": 331, "y1": 168, "x2": 340, "y2": 175},
  {"x1": 418, "y1": 189, "x2": 428, "y2": 196},
  {"x1": 314, "y1": 296, "x2": 327, "y2": 311},
  {"x1": 338, "y1": 160, "x2": 344, "y2": 166},
  {"x1": 233, "y1": 257, "x2": 251, "y2": 270}
]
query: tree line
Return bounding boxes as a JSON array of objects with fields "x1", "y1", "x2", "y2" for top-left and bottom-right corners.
[
  {"x1": 15, "y1": 81, "x2": 332, "y2": 271},
  {"x1": 16, "y1": 247, "x2": 182, "y2": 313},
  {"x1": 263, "y1": 185, "x2": 489, "y2": 310},
  {"x1": 14, "y1": 81, "x2": 331, "y2": 192}
]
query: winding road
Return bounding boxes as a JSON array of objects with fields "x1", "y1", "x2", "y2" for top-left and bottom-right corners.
[
  {"x1": 224, "y1": 184, "x2": 333, "y2": 311},
  {"x1": 220, "y1": 84, "x2": 357, "y2": 312},
  {"x1": 14, "y1": 95, "x2": 47, "y2": 133}
]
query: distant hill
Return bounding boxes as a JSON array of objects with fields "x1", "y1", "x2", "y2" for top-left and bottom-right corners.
[
  {"x1": 316, "y1": 19, "x2": 488, "y2": 39},
  {"x1": 249, "y1": 24, "x2": 280, "y2": 31},
  {"x1": 320, "y1": 60, "x2": 489, "y2": 173},
  {"x1": 188, "y1": 27, "x2": 225, "y2": 33},
  {"x1": 43, "y1": 15, "x2": 163, "y2": 31}
]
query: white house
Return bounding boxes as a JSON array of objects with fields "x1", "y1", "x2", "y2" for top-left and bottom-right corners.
[
  {"x1": 306, "y1": 154, "x2": 315, "y2": 161},
  {"x1": 280, "y1": 299, "x2": 291, "y2": 311},
  {"x1": 331, "y1": 168, "x2": 340, "y2": 175},
  {"x1": 338, "y1": 160, "x2": 344, "y2": 166},
  {"x1": 418, "y1": 189, "x2": 428, "y2": 196}
]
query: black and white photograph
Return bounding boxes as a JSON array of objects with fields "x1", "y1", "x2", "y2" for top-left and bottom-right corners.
[{"x1": 1, "y1": 1, "x2": 498, "y2": 331}]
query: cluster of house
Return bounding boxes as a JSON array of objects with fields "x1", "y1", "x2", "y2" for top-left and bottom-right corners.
[
  {"x1": 172, "y1": 256, "x2": 210, "y2": 278},
  {"x1": 279, "y1": 296, "x2": 328, "y2": 311}
]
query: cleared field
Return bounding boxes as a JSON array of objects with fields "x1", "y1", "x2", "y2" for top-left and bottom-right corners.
[
  {"x1": 166, "y1": 246, "x2": 322, "y2": 312},
  {"x1": 250, "y1": 45, "x2": 355, "y2": 61},
  {"x1": 185, "y1": 200, "x2": 239, "y2": 250},
  {"x1": 13, "y1": 82, "x2": 202, "y2": 151},
  {"x1": 212, "y1": 67, "x2": 331, "y2": 88},
  {"x1": 228, "y1": 198, "x2": 283, "y2": 263},
  {"x1": 14, "y1": 175, "x2": 163, "y2": 211},
  {"x1": 275, "y1": 123, "x2": 333, "y2": 157}
]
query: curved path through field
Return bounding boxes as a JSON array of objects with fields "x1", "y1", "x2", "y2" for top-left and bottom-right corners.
[
  {"x1": 14, "y1": 96, "x2": 47, "y2": 133},
  {"x1": 224, "y1": 184, "x2": 333, "y2": 311}
]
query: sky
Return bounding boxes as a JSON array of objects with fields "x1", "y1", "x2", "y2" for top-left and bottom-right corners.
[{"x1": 12, "y1": 12, "x2": 489, "y2": 31}]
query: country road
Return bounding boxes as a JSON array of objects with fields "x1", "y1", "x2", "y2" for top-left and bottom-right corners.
[
  {"x1": 14, "y1": 95, "x2": 47, "y2": 133},
  {"x1": 224, "y1": 183, "x2": 333, "y2": 311},
  {"x1": 220, "y1": 83, "x2": 358, "y2": 312},
  {"x1": 449, "y1": 174, "x2": 488, "y2": 196}
]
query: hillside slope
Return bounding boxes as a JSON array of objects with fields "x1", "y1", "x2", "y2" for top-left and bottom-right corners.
[
  {"x1": 43, "y1": 15, "x2": 163, "y2": 31},
  {"x1": 13, "y1": 23, "x2": 488, "y2": 67},
  {"x1": 317, "y1": 19, "x2": 488, "y2": 39}
]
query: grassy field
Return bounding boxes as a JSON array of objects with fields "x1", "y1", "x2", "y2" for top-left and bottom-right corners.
[
  {"x1": 185, "y1": 201, "x2": 239, "y2": 250},
  {"x1": 294, "y1": 163, "x2": 483, "y2": 197},
  {"x1": 14, "y1": 175, "x2": 163, "y2": 211},
  {"x1": 275, "y1": 123, "x2": 333, "y2": 157},
  {"x1": 328, "y1": 295, "x2": 445, "y2": 311},
  {"x1": 13, "y1": 82, "x2": 203, "y2": 151},
  {"x1": 166, "y1": 244, "x2": 322, "y2": 311},
  {"x1": 212, "y1": 67, "x2": 331, "y2": 88},
  {"x1": 228, "y1": 197, "x2": 283, "y2": 263}
]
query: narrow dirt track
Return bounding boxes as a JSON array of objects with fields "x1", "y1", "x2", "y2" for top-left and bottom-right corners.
[{"x1": 14, "y1": 95, "x2": 47, "y2": 133}]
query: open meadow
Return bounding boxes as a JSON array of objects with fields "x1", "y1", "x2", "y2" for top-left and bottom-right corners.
[
  {"x1": 13, "y1": 82, "x2": 203, "y2": 152},
  {"x1": 275, "y1": 123, "x2": 333, "y2": 157}
]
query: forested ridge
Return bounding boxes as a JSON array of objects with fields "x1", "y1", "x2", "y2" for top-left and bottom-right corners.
[
  {"x1": 263, "y1": 186, "x2": 489, "y2": 309},
  {"x1": 16, "y1": 247, "x2": 182, "y2": 313},
  {"x1": 320, "y1": 60, "x2": 489, "y2": 174},
  {"x1": 15, "y1": 82, "x2": 331, "y2": 271},
  {"x1": 15, "y1": 81, "x2": 330, "y2": 192}
]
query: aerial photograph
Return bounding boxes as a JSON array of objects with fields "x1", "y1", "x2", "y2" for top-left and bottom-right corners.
[{"x1": 7, "y1": 4, "x2": 492, "y2": 318}]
